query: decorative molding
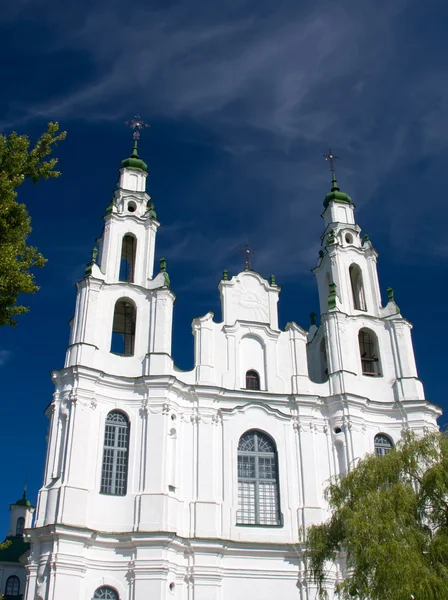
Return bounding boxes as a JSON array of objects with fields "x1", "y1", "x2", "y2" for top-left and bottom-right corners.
[
  {"x1": 184, "y1": 566, "x2": 195, "y2": 584},
  {"x1": 60, "y1": 397, "x2": 71, "y2": 419},
  {"x1": 221, "y1": 401, "x2": 290, "y2": 421},
  {"x1": 190, "y1": 409, "x2": 201, "y2": 424},
  {"x1": 291, "y1": 417, "x2": 301, "y2": 432},
  {"x1": 77, "y1": 395, "x2": 97, "y2": 410},
  {"x1": 212, "y1": 409, "x2": 223, "y2": 425},
  {"x1": 140, "y1": 398, "x2": 149, "y2": 417}
]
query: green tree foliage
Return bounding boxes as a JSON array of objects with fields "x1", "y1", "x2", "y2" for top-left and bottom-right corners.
[
  {"x1": 0, "y1": 122, "x2": 66, "y2": 326},
  {"x1": 305, "y1": 431, "x2": 448, "y2": 600}
]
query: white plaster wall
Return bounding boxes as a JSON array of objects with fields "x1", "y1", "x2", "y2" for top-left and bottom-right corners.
[{"x1": 25, "y1": 185, "x2": 442, "y2": 600}]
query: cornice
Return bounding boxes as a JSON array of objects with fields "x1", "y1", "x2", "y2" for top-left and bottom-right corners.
[
  {"x1": 222, "y1": 320, "x2": 281, "y2": 339},
  {"x1": 26, "y1": 524, "x2": 305, "y2": 554}
]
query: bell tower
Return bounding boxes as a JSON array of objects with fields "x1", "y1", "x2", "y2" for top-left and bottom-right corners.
[
  {"x1": 310, "y1": 151, "x2": 424, "y2": 402},
  {"x1": 64, "y1": 118, "x2": 174, "y2": 378},
  {"x1": 314, "y1": 151, "x2": 382, "y2": 318}
]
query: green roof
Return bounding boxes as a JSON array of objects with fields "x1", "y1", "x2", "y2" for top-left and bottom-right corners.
[
  {"x1": 14, "y1": 487, "x2": 32, "y2": 507},
  {"x1": 0, "y1": 536, "x2": 29, "y2": 563},
  {"x1": 121, "y1": 140, "x2": 148, "y2": 172},
  {"x1": 323, "y1": 171, "x2": 352, "y2": 208}
]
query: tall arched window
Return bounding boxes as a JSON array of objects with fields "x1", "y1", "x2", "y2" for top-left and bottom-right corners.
[
  {"x1": 5, "y1": 576, "x2": 20, "y2": 596},
  {"x1": 237, "y1": 430, "x2": 280, "y2": 526},
  {"x1": 374, "y1": 434, "x2": 393, "y2": 456},
  {"x1": 245, "y1": 370, "x2": 260, "y2": 390},
  {"x1": 349, "y1": 264, "x2": 367, "y2": 311},
  {"x1": 359, "y1": 328, "x2": 381, "y2": 376},
  {"x1": 119, "y1": 234, "x2": 136, "y2": 283},
  {"x1": 110, "y1": 299, "x2": 136, "y2": 356},
  {"x1": 93, "y1": 586, "x2": 119, "y2": 599},
  {"x1": 16, "y1": 516, "x2": 25, "y2": 536},
  {"x1": 100, "y1": 411, "x2": 130, "y2": 496}
]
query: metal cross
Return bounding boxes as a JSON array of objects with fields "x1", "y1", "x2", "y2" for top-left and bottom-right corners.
[
  {"x1": 323, "y1": 149, "x2": 339, "y2": 171},
  {"x1": 238, "y1": 243, "x2": 256, "y2": 270},
  {"x1": 125, "y1": 115, "x2": 150, "y2": 140}
]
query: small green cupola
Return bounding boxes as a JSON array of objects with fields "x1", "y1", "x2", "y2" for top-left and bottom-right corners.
[
  {"x1": 322, "y1": 150, "x2": 352, "y2": 209},
  {"x1": 15, "y1": 486, "x2": 31, "y2": 507},
  {"x1": 121, "y1": 139, "x2": 148, "y2": 172},
  {"x1": 323, "y1": 170, "x2": 352, "y2": 209}
]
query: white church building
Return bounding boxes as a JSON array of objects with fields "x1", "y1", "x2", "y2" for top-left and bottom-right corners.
[{"x1": 24, "y1": 133, "x2": 441, "y2": 600}]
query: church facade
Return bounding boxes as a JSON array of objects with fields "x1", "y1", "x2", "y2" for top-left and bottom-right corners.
[{"x1": 24, "y1": 139, "x2": 440, "y2": 600}]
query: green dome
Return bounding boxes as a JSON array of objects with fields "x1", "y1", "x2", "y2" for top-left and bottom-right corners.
[
  {"x1": 16, "y1": 496, "x2": 31, "y2": 507},
  {"x1": 15, "y1": 488, "x2": 31, "y2": 507},
  {"x1": 121, "y1": 141, "x2": 148, "y2": 172},
  {"x1": 323, "y1": 172, "x2": 352, "y2": 208}
]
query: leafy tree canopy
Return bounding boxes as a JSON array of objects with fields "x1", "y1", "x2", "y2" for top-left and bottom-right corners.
[
  {"x1": 0, "y1": 122, "x2": 66, "y2": 326},
  {"x1": 305, "y1": 431, "x2": 448, "y2": 600}
]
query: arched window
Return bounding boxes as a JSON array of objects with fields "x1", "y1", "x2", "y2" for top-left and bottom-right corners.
[
  {"x1": 119, "y1": 234, "x2": 136, "y2": 283},
  {"x1": 237, "y1": 430, "x2": 280, "y2": 526},
  {"x1": 359, "y1": 328, "x2": 381, "y2": 376},
  {"x1": 245, "y1": 370, "x2": 260, "y2": 390},
  {"x1": 110, "y1": 299, "x2": 136, "y2": 356},
  {"x1": 349, "y1": 264, "x2": 367, "y2": 311},
  {"x1": 93, "y1": 586, "x2": 119, "y2": 599},
  {"x1": 100, "y1": 411, "x2": 130, "y2": 496},
  {"x1": 374, "y1": 434, "x2": 393, "y2": 456},
  {"x1": 5, "y1": 576, "x2": 20, "y2": 596},
  {"x1": 16, "y1": 516, "x2": 25, "y2": 536}
]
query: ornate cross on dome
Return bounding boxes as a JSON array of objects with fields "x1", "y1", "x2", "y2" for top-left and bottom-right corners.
[
  {"x1": 238, "y1": 243, "x2": 257, "y2": 271},
  {"x1": 323, "y1": 149, "x2": 339, "y2": 171},
  {"x1": 125, "y1": 115, "x2": 150, "y2": 140}
]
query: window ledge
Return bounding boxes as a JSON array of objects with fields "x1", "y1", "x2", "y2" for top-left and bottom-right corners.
[{"x1": 236, "y1": 523, "x2": 283, "y2": 528}]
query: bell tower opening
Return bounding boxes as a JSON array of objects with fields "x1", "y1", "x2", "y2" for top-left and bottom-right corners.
[
  {"x1": 349, "y1": 264, "x2": 367, "y2": 311},
  {"x1": 119, "y1": 234, "x2": 137, "y2": 283},
  {"x1": 110, "y1": 299, "x2": 136, "y2": 356}
]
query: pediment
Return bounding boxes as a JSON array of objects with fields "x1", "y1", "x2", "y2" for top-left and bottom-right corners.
[{"x1": 219, "y1": 271, "x2": 280, "y2": 329}]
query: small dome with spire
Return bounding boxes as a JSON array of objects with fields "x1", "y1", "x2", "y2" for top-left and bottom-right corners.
[
  {"x1": 323, "y1": 171, "x2": 352, "y2": 209},
  {"x1": 15, "y1": 487, "x2": 31, "y2": 507},
  {"x1": 121, "y1": 140, "x2": 148, "y2": 172}
]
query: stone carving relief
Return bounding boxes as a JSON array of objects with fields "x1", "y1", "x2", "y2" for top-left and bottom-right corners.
[{"x1": 232, "y1": 277, "x2": 269, "y2": 322}]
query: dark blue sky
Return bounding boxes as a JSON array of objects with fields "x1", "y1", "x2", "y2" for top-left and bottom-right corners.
[{"x1": 1, "y1": 0, "x2": 448, "y2": 534}]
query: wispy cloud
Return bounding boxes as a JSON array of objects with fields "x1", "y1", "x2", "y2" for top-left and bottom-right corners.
[{"x1": 3, "y1": 0, "x2": 448, "y2": 273}]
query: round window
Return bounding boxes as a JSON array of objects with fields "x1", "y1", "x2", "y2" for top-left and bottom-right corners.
[
  {"x1": 345, "y1": 233, "x2": 353, "y2": 244},
  {"x1": 128, "y1": 201, "x2": 137, "y2": 213}
]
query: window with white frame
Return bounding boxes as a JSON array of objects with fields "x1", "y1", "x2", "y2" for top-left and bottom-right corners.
[
  {"x1": 93, "y1": 586, "x2": 119, "y2": 599},
  {"x1": 237, "y1": 430, "x2": 280, "y2": 526},
  {"x1": 359, "y1": 328, "x2": 381, "y2": 376},
  {"x1": 5, "y1": 575, "x2": 20, "y2": 596},
  {"x1": 16, "y1": 516, "x2": 24, "y2": 536},
  {"x1": 374, "y1": 433, "x2": 393, "y2": 456},
  {"x1": 245, "y1": 370, "x2": 260, "y2": 390},
  {"x1": 100, "y1": 411, "x2": 129, "y2": 496}
]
